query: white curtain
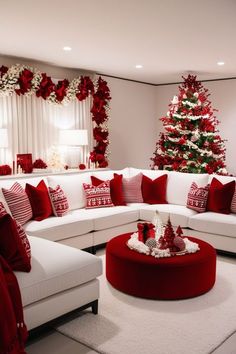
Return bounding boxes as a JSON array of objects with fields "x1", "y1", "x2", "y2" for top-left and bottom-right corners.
[{"x1": 0, "y1": 93, "x2": 93, "y2": 168}]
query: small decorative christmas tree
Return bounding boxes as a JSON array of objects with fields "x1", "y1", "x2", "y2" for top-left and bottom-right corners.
[{"x1": 151, "y1": 75, "x2": 227, "y2": 174}]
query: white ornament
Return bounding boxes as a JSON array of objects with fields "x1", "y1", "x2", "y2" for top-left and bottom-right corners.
[{"x1": 171, "y1": 96, "x2": 179, "y2": 104}]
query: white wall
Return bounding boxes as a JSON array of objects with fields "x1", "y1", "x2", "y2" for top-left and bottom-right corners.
[
  {"x1": 0, "y1": 54, "x2": 93, "y2": 80},
  {"x1": 101, "y1": 76, "x2": 157, "y2": 169},
  {"x1": 156, "y1": 79, "x2": 236, "y2": 175}
]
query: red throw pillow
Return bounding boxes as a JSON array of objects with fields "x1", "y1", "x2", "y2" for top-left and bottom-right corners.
[
  {"x1": 207, "y1": 177, "x2": 235, "y2": 214},
  {"x1": 187, "y1": 182, "x2": 209, "y2": 213},
  {"x1": 2, "y1": 182, "x2": 32, "y2": 225},
  {"x1": 83, "y1": 180, "x2": 114, "y2": 209},
  {"x1": 0, "y1": 213, "x2": 31, "y2": 272},
  {"x1": 0, "y1": 201, "x2": 31, "y2": 263},
  {"x1": 25, "y1": 180, "x2": 53, "y2": 221},
  {"x1": 48, "y1": 185, "x2": 69, "y2": 217},
  {"x1": 141, "y1": 174, "x2": 168, "y2": 204},
  {"x1": 121, "y1": 173, "x2": 143, "y2": 203},
  {"x1": 91, "y1": 174, "x2": 126, "y2": 206}
]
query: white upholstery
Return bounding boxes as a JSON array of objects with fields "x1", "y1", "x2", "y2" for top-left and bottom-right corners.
[
  {"x1": 129, "y1": 167, "x2": 169, "y2": 179},
  {"x1": 89, "y1": 167, "x2": 130, "y2": 180},
  {"x1": 47, "y1": 173, "x2": 91, "y2": 210},
  {"x1": 139, "y1": 204, "x2": 197, "y2": 227},
  {"x1": 166, "y1": 171, "x2": 209, "y2": 205},
  {"x1": 24, "y1": 209, "x2": 94, "y2": 241},
  {"x1": 15, "y1": 236, "x2": 102, "y2": 307},
  {"x1": 91, "y1": 206, "x2": 139, "y2": 231},
  {"x1": 24, "y1": 279, "x2": 99, "y2": 330},
  {"x1": 188, "y1": 212, "x2": 236, "y2": 238}
]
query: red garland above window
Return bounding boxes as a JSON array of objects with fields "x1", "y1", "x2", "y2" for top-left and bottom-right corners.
[{"x1": 0, "y1": 64, "x2": 111, "y2": 167}]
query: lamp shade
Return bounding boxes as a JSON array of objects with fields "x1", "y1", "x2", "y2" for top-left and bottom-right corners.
[
  {"x1": 0, "y1": 129, "x2": 8, "y2": 148},
  {"x1": 59, "y1": 129, "x2": 88, "y2": 146}
]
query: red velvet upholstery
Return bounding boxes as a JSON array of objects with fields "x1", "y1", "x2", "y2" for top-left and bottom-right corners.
[
  {"x1": 25, "y1": 180, "x2": 53, "y2": 221},
  {"x1": 207, "y1": 177, "x2": 235, "y2": 214},
  {"x1": 0, "y1": 214, "x2": 31, "y2": 272},
  {"x1": 106, "y1": 233, "x2": 216, "y2": 300},
  {"x1": 141, "y1": 174, "x2": 168, "y2": 204},
  {"x1": 91, "y1": 174, "x2": 126, "y2": 206}
]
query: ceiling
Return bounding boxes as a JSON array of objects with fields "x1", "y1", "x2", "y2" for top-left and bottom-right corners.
[{"x1": 1, "y1": 0, "x2": 236, "y2": 85}]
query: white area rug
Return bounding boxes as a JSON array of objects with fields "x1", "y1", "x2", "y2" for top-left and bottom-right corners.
[{"x1": 56, "y1": 256, "x2": 236, "y2": 354}]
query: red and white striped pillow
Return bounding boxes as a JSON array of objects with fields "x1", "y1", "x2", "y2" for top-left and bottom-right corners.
[
  {"x1": 48, "y1": 185, "x2": 69, "y2": 217},
  {"x1": 83, "y1": 180, "x2": 114, "y2": 209},
  {"x1": 2, "y1": 182, "x2": 33, "y2": 225},
  {"x1": 187, "y1": 182, "x2": 209, "y2": 213},
  {"x1": 0, "y1": 201, "x2": 31, "y2": 260},
  {"x1": 122, "y1": 173, "x2": 143, "y2": 203},
  {"x1": 231, "y1": 190, "x2": 236, "y2": 213}
]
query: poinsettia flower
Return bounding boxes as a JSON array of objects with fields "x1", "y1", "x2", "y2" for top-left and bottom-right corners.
[
  {"x1": 99, "y1": 160, "x2": 108, "y2": 168},
  {"x1": 93, "y1": 127, "x2": 108, "y2": 142},
  {"x1": 55, "y1": 79, "x2": 69, "y2": 102},
  {"x1": 15, "y1": 69, "x2": 34, "y2": 95},
  {"x1": 36, "y1": 73, "x2": 55, "y2": 99}
]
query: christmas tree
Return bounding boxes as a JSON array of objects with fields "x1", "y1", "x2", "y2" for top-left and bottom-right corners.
[{"x1": 151, "y1": 75, "x2": 227, "y2": 174}]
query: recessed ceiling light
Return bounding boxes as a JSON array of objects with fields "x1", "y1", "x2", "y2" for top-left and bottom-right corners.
[
  {"x1": 217, "y1": 61, "x2": 225, "y2": 66},
  {"x1": 135, "y1": 64, "x2": 143, "y2": 69},
  {"x1": 63, "y1": 46, "x2": 72, "y2": 51}
]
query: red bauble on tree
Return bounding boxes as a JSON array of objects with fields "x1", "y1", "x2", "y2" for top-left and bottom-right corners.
[{"x1": 151, "y1": 75, "x2": 227, "y2": 174}]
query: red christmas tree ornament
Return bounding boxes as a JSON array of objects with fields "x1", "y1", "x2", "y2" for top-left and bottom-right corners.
[
  {"x1": 176, "y1": 225, "x2": 183, "y2": 237},
  {"x1": 151, "y1": 75, "x2": 227, "y2": 174}
]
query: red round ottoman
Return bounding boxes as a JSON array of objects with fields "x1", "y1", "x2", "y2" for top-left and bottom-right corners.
[{"x1": 106, "y1": 233, "x2": 216, "y2": 300}]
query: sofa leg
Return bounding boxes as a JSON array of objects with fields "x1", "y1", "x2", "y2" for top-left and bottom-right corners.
[{"x1": 92, "y1": 300, "x2": 98, "y2": 314}]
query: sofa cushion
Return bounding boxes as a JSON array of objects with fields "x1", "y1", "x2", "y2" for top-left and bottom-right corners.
[
  {"x1": 207, "y1": 177, "x2": 235, "y2": 214},
  {"x1": 128, "y1": 168, "x2": 169, "y2": 179},
  {"x1": 91, "y1": 174, "x2": 126, "y2": 206},
  {"x1": 188, "y1": 212, "x2": 236, "y2": 238},
  {"x1": 91, "y1": 206, "x2": 140, "y2": 231},
  {"x1": 141, "y1": 174, "x2": 168, "y2": 204},
  {"x1": 89, "y1": 168, "x2": 130, "y2": 180},
  {"x1": 186, "y1": 182, "x2": 209, "y2": 213},
  {"x1": 24, "y1": 210, "x2": 94, "y2": 241},
  {"x1": 15, "y1": 236, "x2": 102, "y2": 307},
  {"x1": 47, "y1": 173, "x2": 91, "y2": 210},
  {"x1": 25, "y1": 180, "x2": 53, "y2": 221},
  {"x1": 208, "y1": 175, "x2": 236, "y2": 213},
  {"x1": 166, "y1": 172, "x2": 209, "y2": 205},
  {"x1": 2, "y1": 182, "x2": 33, "y2": 225},
  {"x1": 0, "y1": 213, "x2": 31, "y2": 272},
  {"x1": 122, "y1": 173, "x2": 143, "y2": 203},
  {"x1": 139, "y1": 204, "x2": 197, "y2": 227},
  {"x1": 48, "y1": 185, "x2": 69, "y2": 216},
  {"x1": 83, "y1": 181, "x2": 114, "y2": 209}
]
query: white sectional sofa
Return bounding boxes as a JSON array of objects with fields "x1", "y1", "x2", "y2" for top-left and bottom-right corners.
[
  {"x1": 1, "y1": 167, "x2": 236, "y2": 254},
  {"x1": 1, "y1": 167, "x2": 236, "y2": 329}
]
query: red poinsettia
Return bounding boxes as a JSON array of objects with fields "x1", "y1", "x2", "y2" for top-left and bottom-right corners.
[
  {"x1": 55, "y1": 79, "x2": 69, "y2": 102},
  {"x1": 93, "y1": 127, "x2": 108, "y2": 142},
  {"x1": 36, "y1": 73, "x2": 55, "y2": 99},
  {"x1": 76, "y1": 76, "x2": 94, "y2": 101},
  {"x1": 15, "y1": 69, "x2": 34, "y2": 95}
]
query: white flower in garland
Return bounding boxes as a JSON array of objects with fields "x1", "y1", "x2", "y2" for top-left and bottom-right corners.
[{"x1": 0, "y1": 64, "x2": 21, "y2": 95}]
